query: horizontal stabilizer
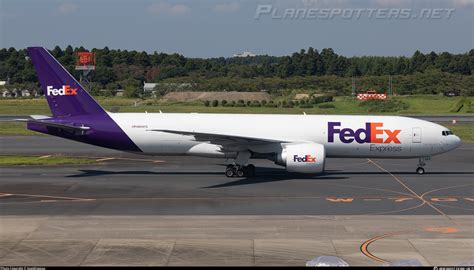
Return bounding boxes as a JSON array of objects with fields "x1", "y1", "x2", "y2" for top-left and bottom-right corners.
[
  {"x1": 30, "y1": 115, "x2": 52, "y2": 120},
  {"x1": 16, "y1": 119, "x2": 90, "y2": 135}
]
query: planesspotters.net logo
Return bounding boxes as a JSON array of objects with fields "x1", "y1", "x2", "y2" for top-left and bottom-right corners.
[{"x1": 46, "y1": 85, "x2": 78, "y2": 96}]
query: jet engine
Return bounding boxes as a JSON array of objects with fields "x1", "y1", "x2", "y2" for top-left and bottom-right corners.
[{"x1": 275, "y1": 143, "x2": 326, "y2": 174}]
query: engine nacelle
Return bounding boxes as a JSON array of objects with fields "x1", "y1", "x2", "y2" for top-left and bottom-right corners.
[{"x1": 275, "y1": 143, "x2": 326, "y2": 174}]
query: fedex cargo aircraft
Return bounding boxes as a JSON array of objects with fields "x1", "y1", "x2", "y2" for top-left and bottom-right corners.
[{"x1": 22, "y1": 47, "x2": 461, "y2": 177}]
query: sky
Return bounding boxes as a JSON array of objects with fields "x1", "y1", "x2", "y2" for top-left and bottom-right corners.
[{"x1": 0, "y1": 0, "x2": 473, "y2": 58}]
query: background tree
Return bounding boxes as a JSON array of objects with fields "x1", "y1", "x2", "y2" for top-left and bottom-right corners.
[{"x1": 0, "y1": 46, "x2": 472, "y2": 97}]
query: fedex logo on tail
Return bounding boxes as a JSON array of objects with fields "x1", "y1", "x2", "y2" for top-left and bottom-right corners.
[
  {"x1": 47, "y1": 85, "x2": 78, "y2": 96},
  {"x1": 328, "y1": 122, "x2": 401, "y2": 144}
]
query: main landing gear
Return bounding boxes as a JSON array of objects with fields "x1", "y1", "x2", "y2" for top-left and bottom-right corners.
[
  {"x1": 225, "y1": 151, "x2": 255, "y2": 177},
  {"x1": 416, "y1": 157, "x2": 429, "y2": 175},
  {"x1": 225, "y1": 164, "x2": 256, "y2": 178}
]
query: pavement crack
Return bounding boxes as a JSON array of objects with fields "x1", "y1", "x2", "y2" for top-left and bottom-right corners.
[
  {"x1": 165, "y1": 240, "x2": 176, "y2": 266},
  {"x1": 79, "y1": 238, "x2": 100, "y2": 266}
]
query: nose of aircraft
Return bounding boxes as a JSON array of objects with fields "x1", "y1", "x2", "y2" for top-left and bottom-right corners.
[{"x1": 449, "y1": 135, "x2": 462, "y2": 150}]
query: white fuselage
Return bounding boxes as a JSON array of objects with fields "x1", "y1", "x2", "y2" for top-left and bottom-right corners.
[{"x1": 108, "y1": 113, "x2": 461, "y2": 159}]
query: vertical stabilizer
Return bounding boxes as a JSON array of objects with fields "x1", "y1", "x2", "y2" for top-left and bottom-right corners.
[{"x1": 27, "y1": 47, "x2": 105, "y2": 117}]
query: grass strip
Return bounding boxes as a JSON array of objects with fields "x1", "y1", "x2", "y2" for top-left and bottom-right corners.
[{"x1": 0, "y1": 155, "x2": 95, "y2": 166}]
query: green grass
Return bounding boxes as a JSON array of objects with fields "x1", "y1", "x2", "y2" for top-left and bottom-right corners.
[
  {"x1": 0, "y1": 155, "x2": 95, "y2": 166},
  {"x1": 1, "y1": 96, "x2": 473, "y2": 141},
  {"x1": 108, "y1": 96, "x2": 474, "y2": 115},
  {"x1": 398, "y1": 95, "x2": 473, "y2": 114},
  {"x1": 0, "y1": 122, "x2": 43, "y2": 136},
  {"x1": 1, "y1": 96, "x2": 473, "y2": 115}
]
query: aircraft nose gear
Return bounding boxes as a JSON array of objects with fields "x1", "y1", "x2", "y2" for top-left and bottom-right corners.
[
  {"x1": 416, "y1": 167, "x2": 425, "y2": 175},
  {"x1": 416, "y1": 157, "x2": 429, "y2": 175},
  {"x1": 225, "y1": 164, "x2": 256, "y2": 178}
]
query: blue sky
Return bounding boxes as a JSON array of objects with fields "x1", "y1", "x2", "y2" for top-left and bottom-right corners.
[{"x1": 0, "y1": 0, "x2": 472, "y2": 57}]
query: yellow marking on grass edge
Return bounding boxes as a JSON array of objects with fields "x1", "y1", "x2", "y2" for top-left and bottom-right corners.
[{"x1": 95, "y1": 157, "x2": 116, "y2": 162}]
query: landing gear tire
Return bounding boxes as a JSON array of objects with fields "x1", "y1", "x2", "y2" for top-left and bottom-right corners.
[
  {"x1": 225, "y1": 167, "x2": 235, "y2": 178},
  {"x1": 225, "y1": 164, "x2": 256, "y2": 177},
  {"x1": 236, "y1": 168, "x2": 245, "y2": 177},
  {"x1": 416, "y1": 167, "x2": 425, "y2": 175},
  {"x1": 416, "y1": 157, "x2": 428, "y2": 175}
]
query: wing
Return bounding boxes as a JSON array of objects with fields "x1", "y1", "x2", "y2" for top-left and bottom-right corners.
[{"x1": 147, "y1": 128, "x2": 288, "y2": 152}]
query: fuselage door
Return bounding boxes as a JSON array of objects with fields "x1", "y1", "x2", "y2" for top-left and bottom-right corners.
[{"x1": 412, "y1": 127, "x2": 422, "y2": 143}]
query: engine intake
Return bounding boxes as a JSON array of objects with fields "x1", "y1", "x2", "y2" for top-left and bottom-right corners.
[{"x1": 275, "y1": 143, "x2": 326, "y2": 174}]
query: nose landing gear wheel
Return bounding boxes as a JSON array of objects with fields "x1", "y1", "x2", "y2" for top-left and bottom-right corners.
[
  {"x1": 416, "y1": 157, "x2": 428, "y2": 175},
  {"x1": 416, "y1": 167, "x2": 425, "y2": 175}
]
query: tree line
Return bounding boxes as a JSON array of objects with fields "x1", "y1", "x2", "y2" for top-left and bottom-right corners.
[{"x1": 0, "y1": 46, "x2": 473, "y2": 96}]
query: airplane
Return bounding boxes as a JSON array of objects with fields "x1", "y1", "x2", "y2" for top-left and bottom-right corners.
[{"x1": 21, "y1": 47, "x2": 461, "y2": 177}]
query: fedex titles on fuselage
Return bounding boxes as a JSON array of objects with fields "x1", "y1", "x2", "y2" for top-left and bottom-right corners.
[{"x1": 328, "y1": 122, "x2": 403, "y2": 152}]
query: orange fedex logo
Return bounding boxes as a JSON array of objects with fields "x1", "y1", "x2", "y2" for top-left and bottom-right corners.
[
  {"x1": 46, "y1": 85, "x2": 78, "y2": 96},
  {"x1": 328, "y1": 122, "x2": 401, "y2": 144}
]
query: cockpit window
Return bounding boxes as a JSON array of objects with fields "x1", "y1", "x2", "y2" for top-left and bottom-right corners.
[{"x1": 442, "y1": 130, "x2": 454, "y2": 136}]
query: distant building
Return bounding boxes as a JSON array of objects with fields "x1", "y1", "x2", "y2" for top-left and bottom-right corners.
[
  {"x1": 143, "y1": 82, "x2": 194, "y2": 92},
  {"x1": 144, "y1": 83, "x2": 158, "y2": 92},
  {"x1": 1, "y1": 90, "x2": 12, "y2": 98},
  {"x1": 21, "y1": 90, "x2": 31, "y2": 97},
  {"x1": 0, "y1": 88, "x2": 38, "y2": 98},
  {"x1": 233, "y1": 51, "x2": 256, "y2": 57}
]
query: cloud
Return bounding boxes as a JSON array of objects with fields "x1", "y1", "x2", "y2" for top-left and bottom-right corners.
[
  {"x1": 56, "y1": 3, "x2": 79, "y2": 15},
  {"x1": 299, "y1": 0, "x2": 357, "y2": 8},
  {"x1": 147, "y1": 2, "x2": 190, "y2": 16},
  {"x1": 298, "y1": 0, "x2": 474, "y2": 9},
  {"x1": 371, "y1": 0, "x2": 413, "y2": 8},
  {"x1": 451, "y1": 0, "x2": 474, "y2": 7},
  {"x1": 213, "y1": 2, "x2": 240, "y2": 13},
  {"x1": 371, "y1": 0, "x2": 474, "y2": 8}
]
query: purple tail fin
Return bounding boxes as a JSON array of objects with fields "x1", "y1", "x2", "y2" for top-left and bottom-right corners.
[{"x1": 27, "y1": 47, "x2": 105, "y2": 117}]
